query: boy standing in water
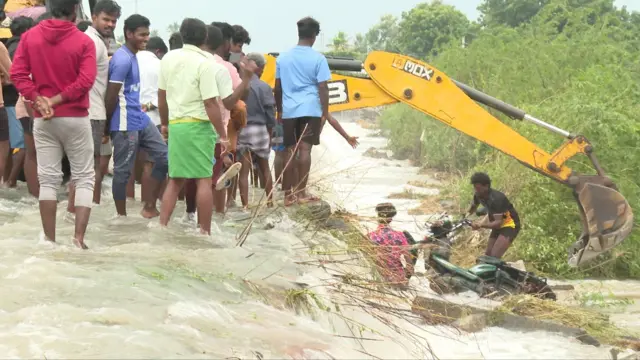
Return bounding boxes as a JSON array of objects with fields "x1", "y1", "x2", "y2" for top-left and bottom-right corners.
[{"x1": 105, "y1": 14, "x2": 168, "y2": 218}]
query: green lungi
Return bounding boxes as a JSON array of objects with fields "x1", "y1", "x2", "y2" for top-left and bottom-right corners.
[{"x1": 168, "y1": 118, "x2": 217, "y2": 179}]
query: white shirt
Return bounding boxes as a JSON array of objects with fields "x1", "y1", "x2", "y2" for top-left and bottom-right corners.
[
  {"x1": 137, "y1": 50, "x2": 161, "y2": 125},
  {"x1": 85, "y1": 26, "x2": 109, "y2": 120}
]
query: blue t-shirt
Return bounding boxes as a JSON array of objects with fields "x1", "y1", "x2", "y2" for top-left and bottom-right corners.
[
  {"x1": 108, "y1": 46, "x2": 149, "y2": 132},
  {"x1": 276, "y1": 46, "x2": 331, "y2": 119}
]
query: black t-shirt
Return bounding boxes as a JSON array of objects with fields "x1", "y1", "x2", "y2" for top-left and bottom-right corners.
[{"x1": 473, "y1": 189, "x2": 520, "y2": 228}]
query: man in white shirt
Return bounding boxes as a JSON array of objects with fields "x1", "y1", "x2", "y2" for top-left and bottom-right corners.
[
  {"x1": 68, "y1": 0, "x2": 121, "y2": 214},
  {"x1": 137, "y1": 36, "x2": 168, "y2": 204}
]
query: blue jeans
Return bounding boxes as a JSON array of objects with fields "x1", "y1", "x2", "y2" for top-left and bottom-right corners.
[
  {"x1": 111, "y1": 121, "x2": 168, "y2": 201},
  {"x1": 7, "y1": 106, "x2": 24, "y2": 149}
]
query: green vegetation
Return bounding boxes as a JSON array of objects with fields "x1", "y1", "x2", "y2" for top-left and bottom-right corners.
[
  {"x1": 498, "y1": 295, "x2": 638, "y2": 349},
  {"x1": 329, "y1": 0, "x2": 640, "y2": 278}
]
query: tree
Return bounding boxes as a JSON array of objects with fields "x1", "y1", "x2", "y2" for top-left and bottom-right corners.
[
  {"x1": 396, "y1": 1, "x2": 470, "y2": 58},
  {"x1": 329, "y1": 31, "x2": 350, "y2": 52},
  {"x1": 363, "y1": 14, "x2": 400, "y2": 52},
  {"x1": 150, "y1": 29, "x2": 159, "y2": 37},
  {"x1": 478, "y1": 0, "x2": 549, "y2": 28},
  {"x1": 167, "y1": 22, "x2": 179, "y2": 35}
]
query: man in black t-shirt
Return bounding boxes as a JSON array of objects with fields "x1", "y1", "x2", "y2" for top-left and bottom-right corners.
[{"x1": 466, "y1": 172, "x2": 521, "y2": 259}]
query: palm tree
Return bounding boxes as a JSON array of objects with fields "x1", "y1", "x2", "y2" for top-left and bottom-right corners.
[
  {"x1": 150, "y1": 29, "x2": 159, "y2": 37},
  {"x1": 167, "y1": 22, "x2": 180, "y2": 36}
]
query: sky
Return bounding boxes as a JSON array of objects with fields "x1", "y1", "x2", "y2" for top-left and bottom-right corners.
[{"x1": 109, "y1": 0, "x2": 640, "y2": 53}]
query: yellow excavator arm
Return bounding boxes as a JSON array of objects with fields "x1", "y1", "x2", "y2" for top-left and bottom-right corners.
[{"x1": 263, "y1": 51, "x2": 633, "y2": 267}]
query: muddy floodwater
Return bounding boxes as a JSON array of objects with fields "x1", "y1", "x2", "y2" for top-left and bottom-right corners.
[{"x1": 0, "y1": 116, "x2": 637, "y2": 359}]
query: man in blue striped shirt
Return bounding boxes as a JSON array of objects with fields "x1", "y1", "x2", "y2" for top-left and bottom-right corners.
[{"x1": 105, "y1": 14, "x2": 168, "y2": 218}]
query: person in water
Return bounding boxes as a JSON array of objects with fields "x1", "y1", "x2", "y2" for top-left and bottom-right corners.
[
  {"x1": 11, "y1": 0, "x2": 98, "y2": 248},
  {"x1": 466, "y1": 172, "x2": 521, "y2": 258},
  {"x1": 367, "y1": 203, "x2": 416, "y2": 287}
]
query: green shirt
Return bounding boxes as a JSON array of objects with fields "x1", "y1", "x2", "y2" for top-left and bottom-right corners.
[{"x1": 158, "y1": 44, "x2": 229, "y2": 122}]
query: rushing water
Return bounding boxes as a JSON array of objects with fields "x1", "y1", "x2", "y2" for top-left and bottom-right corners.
[{"x1": 0, "y1": 115, "x2": 636, "y2": 359}]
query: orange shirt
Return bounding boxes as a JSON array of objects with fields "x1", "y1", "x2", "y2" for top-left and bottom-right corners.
[{"x1": 228, "y1": 100, "x2": 247, "y2": 152}]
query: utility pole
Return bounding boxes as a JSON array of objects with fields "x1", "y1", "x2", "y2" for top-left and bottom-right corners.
[{"x1": 134, "y1": 0, "x2": 138, "y2": 13}]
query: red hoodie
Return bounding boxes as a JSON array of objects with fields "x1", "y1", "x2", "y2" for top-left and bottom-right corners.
[{"x1": 10, "y1": 19, "x2": 97, "y2": 118}]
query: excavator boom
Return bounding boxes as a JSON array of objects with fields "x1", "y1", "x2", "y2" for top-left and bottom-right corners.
[{"x1": 263, "y1": 51, "x2": 633, "y2": 267}]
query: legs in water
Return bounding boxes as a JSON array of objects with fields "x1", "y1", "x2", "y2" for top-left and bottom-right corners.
[
  {"x1": 0, "y1": 107, "x2": 10, "y2": 186},
  {"x1": 296, "y1": 141, "x2": 318, "y2": 202},
  {"x1": 273, "y1": 150, "x2": 284, "y2": 187},
  {"x1": 184, "y1": 178, "x2": 197, "y2": 219},
  {"x1": 257, "y1": 156, "x2": 273, "y2": 207},
  {"x1": 138, "y1": 121, "x2": 168, "y2": 218},
  {"x1": 160, "y1": 178, "x2": 185, "y2": 228},
  {"x1": 8, "y1": 148, "x2": 25, "y2": 187},
  {"x1": 111, "y1": 130, "x2": 139, "y2": 216},
  {"x1": 34, "y1": 117, "x2": 95, "y2": 248},
  {"x1": 238, "y1": 151, "x2": 252, "y2": 208},
  {"x1": 22, "y1": 118, "x2": 39, "y2": 197},
  {"x1": 282, "y1": 146, "x2": 298, "y2": 206},
  {"x1": 5, "y1": 106, "x2": 23, "y2": 187}
]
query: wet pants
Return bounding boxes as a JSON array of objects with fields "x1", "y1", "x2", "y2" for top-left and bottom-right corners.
[{"x1": 33, "y1": 117, "x2": 95, "y2": 207}]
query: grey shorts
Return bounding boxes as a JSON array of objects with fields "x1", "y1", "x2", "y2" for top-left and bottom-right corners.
[{"x1": 90, "y1": 119, "x2": 113, "y2": 156}]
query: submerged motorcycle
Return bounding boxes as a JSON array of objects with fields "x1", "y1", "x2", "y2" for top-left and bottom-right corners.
[{"x1": 410, "y1": 211, "x2": 557, "y2": 301}]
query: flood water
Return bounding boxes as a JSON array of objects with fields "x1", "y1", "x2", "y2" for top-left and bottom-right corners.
[{"x1": 0, "y1": 115, "x2": 637, "y2": 359}]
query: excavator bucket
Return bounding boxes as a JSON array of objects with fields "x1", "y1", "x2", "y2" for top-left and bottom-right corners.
[{"x1": 569, "y1": 176, "x2": 634, "y2": 267}]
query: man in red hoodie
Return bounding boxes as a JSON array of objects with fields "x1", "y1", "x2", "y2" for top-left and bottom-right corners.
[{"x1": 10, "y1": 0, "x2": 97, "y2": 249}]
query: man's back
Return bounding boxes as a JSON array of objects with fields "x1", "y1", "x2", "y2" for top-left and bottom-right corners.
[
  {"x1": 11, "y1": 19, "x2": 97, "y2": 117},
  {"x1": 159, "y1": 44, "x2": 224, "y2": 121},
  {"x1": 85, "y1": 26, "x2": 109, "y2": 121},
  {"x1": 276, "y1": 45, "x2": 330, "y2": 119},
  {"x1": 137, "y1": 50, "x2": 160, "y2": 125}
]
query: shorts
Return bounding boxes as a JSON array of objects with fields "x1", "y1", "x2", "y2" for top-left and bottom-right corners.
[
  {"x1": 490, "y1": 226, "x2": 520, "y2": 242},
  {"x1": 7, "y1": 106, "x2": 24, "y2": 149},
  {"x1": 19, "y1": 117, "x2": 32, "y2": 135},
  {"x1": 0, "y1": 107, "x2": 9, "y2": 141},
  {"x1": 168, "y1": 120, "x2": 216, "y2": 179},
  {"x1": 139, "y1": 125, "x2": 164, "y2": 163},
  {"x1": 283, "y1": 116, "x2": 321, "y2": 147},
  {"x1": 212, "y1": 142, "x2": 235, "y2": 184},
  {"x1": 90, "y1": 119, "x2": 113, "y2": 156}
]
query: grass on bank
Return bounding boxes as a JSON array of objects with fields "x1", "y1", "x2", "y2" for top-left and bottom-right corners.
[{"x1": 496, "y1": 295, "x2": 639, "y2": 350}]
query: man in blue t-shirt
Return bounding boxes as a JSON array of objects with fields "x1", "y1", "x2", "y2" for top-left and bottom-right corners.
[
  {"x1": 274, "y1": 16, "x2": 331, "y2": 206},
  {"x1": 104, "y1": 14, "x2": 168, "y2": 218}
]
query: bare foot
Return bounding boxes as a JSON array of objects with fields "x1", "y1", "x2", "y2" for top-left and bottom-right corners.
[
  {"x1": 284, "y1": 195, "x2": 297, "y2": 207},
  {"x1": 298, "y1": 194, "x2": 321, "y2": 204},
  {"x1": 141, "y1": 207, "x2": 160, "y2": 219},
  {"x1": 73, "y1": 238, "x2": 89, "y2": 250}
]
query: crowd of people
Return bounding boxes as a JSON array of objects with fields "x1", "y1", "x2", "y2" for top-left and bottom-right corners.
[{"x1": 2, "y1": 0, "x2": 360, "y2": 248}]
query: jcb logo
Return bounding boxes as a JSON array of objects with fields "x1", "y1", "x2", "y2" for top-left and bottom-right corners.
[{"x1": 328, "y1": 80, "x2": 349, "y2": 105}]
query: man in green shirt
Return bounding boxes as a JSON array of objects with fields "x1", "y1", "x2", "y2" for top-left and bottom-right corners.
[{"x1": 157, "y1": 18, "x2": 228, "y2": 235}]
